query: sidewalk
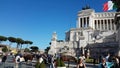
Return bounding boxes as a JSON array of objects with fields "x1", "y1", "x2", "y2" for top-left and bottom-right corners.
[{"x1": 64, "y1": 62, "x2": 98, "y2": 68}]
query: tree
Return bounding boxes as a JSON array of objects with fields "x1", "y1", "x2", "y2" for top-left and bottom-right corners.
[
  {"x1": 44, "y1": 46, "x2": 50, "y2": 54},
  {"x1": 24, "y1": 48, "x2": 30, "y2": 52},
  {"x1": 0, "y1": 36, "x2": 7, "y2": 44},
  {"x1": 16, "y1": 38, "x2": 24, "y2": 51},
  {"x1": 7, "y1": 37, "x2": 16, "y2": 51},
  {"x1": 30, "y1": 46, "x2": 39, "y2": 52},
  {"x1": 2, "y1": 46, "x2": 8, "y2": 53},
  {"x1": 7, "y1": 37, "x2": 16, "y2": 45},
  {"x1": 24, "y1": 40, "x2": 33, "y2": 48},
  {"x1": 56, "y1": 58, "x2": 65, "y2": 67}
]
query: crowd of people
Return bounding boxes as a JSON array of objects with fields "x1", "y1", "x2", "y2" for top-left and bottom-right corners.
[
  {"x1": 0, "y1": 52, "x2": 57, "y2": 68},
  {"x1": 0, "y1": 52, "x2": 120, "y2": 68}
]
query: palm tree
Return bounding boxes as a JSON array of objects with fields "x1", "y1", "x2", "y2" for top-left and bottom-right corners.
[{"x1": 0, "y1": 35, "x2": 7, "y2": 44}]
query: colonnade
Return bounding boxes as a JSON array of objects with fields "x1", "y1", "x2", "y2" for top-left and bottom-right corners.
[
  {"x1": 78, "y1": 17, "x2": 89, "y2": 28},
  {"x1": 94, "y1": 19, "x2": 116, "y2": 30},
  {"x1": 78, "y1": 17, "x2": 116, "y2": 30}
]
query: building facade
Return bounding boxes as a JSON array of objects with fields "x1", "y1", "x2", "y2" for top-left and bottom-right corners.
[
  {"x1": 115, "y1": 12, "x2": 120, "y2": 56},
  {"x1": 48, "y1": 9, "x2": 118, "y2": 58}
]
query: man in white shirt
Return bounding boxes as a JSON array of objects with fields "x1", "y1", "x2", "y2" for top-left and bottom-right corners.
[{"x1": 15, "y1": 55, "x2": 20, "y2": 68}]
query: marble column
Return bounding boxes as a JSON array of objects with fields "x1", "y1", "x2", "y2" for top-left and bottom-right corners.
[
  {"x1": 82, "y1": 18, "x2": 84, "y2": 28},
  {"x1": 114, "y1": 23, "x2": 116, "y2": 30},
  {"x1": 112, "y1": 19, "x2": 114, "y2": 30},
  {"x1": 110, "y1": 19, "x2": 112, "y2": 30},
  {"x1": 96, "y1": 20, "x2": 98, "y2": 30},
  {"x1": 107, "y1": 19, "x2": 109, "y2": 30},
  {"x1": 86, "y1": 17, "x2": 87, "y2": 27},
  {"x1": 103, "y1": 20, "x2": 105, "y2": 30},
  {"x1": 78, "y1": 18, "x2": 80, "y2": 28},
  {"x1": 98, "y1": 20, "x2": 101, "y2": 30},
  {"x1": 100, "y1": 20, "x2": 102, "y2": 30}
]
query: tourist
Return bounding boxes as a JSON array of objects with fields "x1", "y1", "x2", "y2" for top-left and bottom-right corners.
[
  {"x1": 98, "y1": 58, "x2": 113, "y2": 68},
  {"x1": 35, "y1": 55, "x2": 46, "y2": 68},
  {"x1": 47, "y1": 55, "x2": 55, "y2": 68},
  {"x1": 93, "y1": 57, "x2": 96, "y2": 66},
  {"x1": 81, "y1": 54, "x2": 86, "y2": 63},
  {"x1": 15, "y1": 54, "x2": 20, "y2": 68},
  {"x1": 2, "y1": 53, "x2": 7, "y2": 62},
  {"x1": 113, "y1": 56, "x2": 119, "y2": 68},
  {"x1": 105, "y1": 53, "x2": 110, "y2": 62},
  {"x1": 1, "y1": 53, "x2": 7, "y2": 67},
  {"x1": 77, "y1": 58, "x2": 86, "y2": 68},
  {"x1": 0, "y1": 57, "x2": 2, "y2": 63}
]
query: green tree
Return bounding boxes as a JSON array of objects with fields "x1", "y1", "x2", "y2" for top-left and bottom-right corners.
[
  {"x1": 56, "y1": 58, "x2": 65, "y2": 67},
  {"x1": 16, "y1": 38, "x2": 24, "y2": 51},
  {"x1": 24, "y1": 40, "x2": 33, "y2": 48},
  {"x1": 35, "y1": 61, "x2": 46, "y2": 68},
  {"x1": 30, "y1": 46, "x2": 39, "y2": 52},
  {"x1": 0, "y1": 35, "x2": 7, "y2": 43},
  {"x1": 7, "y1": 37, "x2": 16, "y2": 51},
  {"x1": 44, "y1": 46, "x2": 50, "y2": 54},
  {"x1": 7, "y1": 37, "x2": 16, "y2": 45},
  {"x1": 2, "y1": 46, "x2": 8, "y2": 53},
  {"x1": 24, "y1": 48, "x2": 30, "y2": 52}
]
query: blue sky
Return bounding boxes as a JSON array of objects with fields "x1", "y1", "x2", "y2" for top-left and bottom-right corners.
[{"x1": 0, "y1": 0, "x2": 108, "y2": 50}]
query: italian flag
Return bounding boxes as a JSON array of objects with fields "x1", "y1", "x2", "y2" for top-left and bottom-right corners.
[{"x1": 103, "y1": 1, "x2": 116, "y2": 11}]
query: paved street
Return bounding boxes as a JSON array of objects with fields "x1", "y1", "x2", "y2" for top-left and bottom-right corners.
[
  {"x1": 64, "y1": 62, "x2": 98, "y2": 68},
  {"x1": 0, "y1": 55, "x2": 99, "y2": 68},
  {"x1": 0, "y1": 55, "x2": 35, "y2": 68},
  {"x1": 0, "y1": 61, "x2": 98, "y2": 68}
]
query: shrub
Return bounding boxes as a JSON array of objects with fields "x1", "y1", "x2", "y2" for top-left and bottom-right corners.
[
  {"x1": 56, "y1": 58, "x2": 65, "y2": 67},
  {"x1": 35, "y1": 61, "x2": 46, "y2": 68},
  {"x1": 85, "y1": 58, "x2": 99, "y2": 64},
  {"x1": 2, "y1": 46, "x2": 8, "y2": 53},
  {"x1": 85, "y1": 58, "x2": 93, "y2": 63}
]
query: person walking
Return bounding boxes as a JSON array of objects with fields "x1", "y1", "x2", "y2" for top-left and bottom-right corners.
[
  {"x1": 15, "y1": 54, "x2": 20, "y2": 68},
  {"x1": 105, "y1": 53, "x2": 110, "y2": 62},
  {"x1": 113, "y1": 56, "x2": 119, "y2": 68},
  {"x1": 77, "y1": 58, "x2": 86, "y2": 68},
  {"x1": 98, "y1": 58, "x2": 113, "y2": 68},
  {"x1": 2, "y1": 54, "x2": 7, "y2": 68},
  {"x1": 35, "y1": 55, "x2": 46, "y2": 68}
]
